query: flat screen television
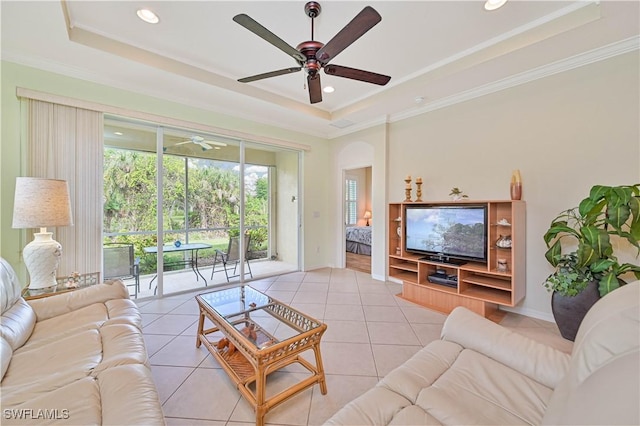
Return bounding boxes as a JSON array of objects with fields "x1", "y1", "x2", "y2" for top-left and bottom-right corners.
[{"x1": 404, "y1": 204, "x2": 488, "y2": 264}]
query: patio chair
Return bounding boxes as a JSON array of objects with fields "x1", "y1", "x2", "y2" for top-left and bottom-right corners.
[
  {"x1": 103, "y1": 243, "x2": 140, "y2": 297},
  {"x1": 210, "y1": 234, "x2": 253, "y2": 282}
]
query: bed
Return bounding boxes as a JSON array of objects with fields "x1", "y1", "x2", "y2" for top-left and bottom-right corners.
[{"x1": 345, "y1": 226, "x2": 372, "y2": 273}]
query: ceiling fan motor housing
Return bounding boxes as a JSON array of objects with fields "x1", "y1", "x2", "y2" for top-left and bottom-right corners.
[{"x1": 297, "y1": 40, "x2": 324, "y2": 75}]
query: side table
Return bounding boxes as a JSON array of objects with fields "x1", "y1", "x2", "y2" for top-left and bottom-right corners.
[{"x1": 22, "y1": 272, "x2": 101, "y2": 300}]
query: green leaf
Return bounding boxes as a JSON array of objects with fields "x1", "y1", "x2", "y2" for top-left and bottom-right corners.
[
  {"x1": 612, "y1": 186, "x2": 632, "y2": 206},
  {"x1": 598, "y1": 272, "x2": 621, "y2": 296},
  {"x1": 576, "y1": 242, "x2": 598, "y2": 267},
  {"x1": 545, "y1": 241, "x2": 562, "y2": 267},
  {"x1": 578, "y1": 198, "x2": 597, "y2": 217},
  {"x1": 618, "y1": 263, "x2": 640, "y2": 275},
  {"x1": 589, "y1": 185, "x2": 610, "y2": 202},
  {"x1": 581, "y1": 226, "x2": 612, "y2": 257},
  {"x1": 589, "y1": 258, "x2": 616, "y2": 273},
  {"x1": 580, "y1": 199, "x2": 606, "y2": 225},
  {"x1": 607, "y1": 204, "x2": 631, "y2": 230},
  {"x1": 544, "y1": 221, "x2": 579, "y2": 245}
]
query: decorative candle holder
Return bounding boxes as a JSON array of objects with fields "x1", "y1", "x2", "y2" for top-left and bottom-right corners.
[
  {"x1": 415, "y1": 177, "x2": 423, "y2": 202},
  {"x1": 404, "y1": 176, "x2": 412, "y2": 202}
]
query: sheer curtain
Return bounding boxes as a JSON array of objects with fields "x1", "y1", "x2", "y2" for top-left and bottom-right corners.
[{"x1": 26, "y1": 99, "x2": 103, "y2": 277}]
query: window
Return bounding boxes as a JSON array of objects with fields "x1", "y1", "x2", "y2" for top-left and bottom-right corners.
[
  {"x1": 103, "y1": 116, "x2": 300, "y2": 298},
  {"x1": 345, "y1": 178, "x2": 357, "y2": 225}
]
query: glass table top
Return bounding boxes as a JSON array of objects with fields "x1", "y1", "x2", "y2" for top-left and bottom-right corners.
[{"x1": 197, "y1": 285, "x2": 323, "y2": 350}]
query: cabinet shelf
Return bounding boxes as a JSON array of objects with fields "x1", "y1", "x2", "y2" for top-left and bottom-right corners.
[
  {"x1": 389, "y1": 262, "x2": 418, "y2": 273},
  {"x1": 462, "y1": 275, "x2": 511, "y2": 291},
  {"x1": 421, "y1": 281, "x2": 458, "y2": 294},
  {"x1": 390, "y1": 200, "x2": 525, "y2": 318},
  {"x1": 390, "y1": 270, "x2": 419, "y2": 284},
  {"x1": 459, "y1": 286, "x2": 512, "y2": 305}
]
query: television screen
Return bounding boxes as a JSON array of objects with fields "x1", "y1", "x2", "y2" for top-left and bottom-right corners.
[{"x1": 405, "y1": 205, "x2": 487, "y2": 262}]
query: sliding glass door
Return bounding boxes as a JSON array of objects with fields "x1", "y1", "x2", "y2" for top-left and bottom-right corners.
[{"x1": 103, "y1": 116, "x2": 300, "y2": 298}]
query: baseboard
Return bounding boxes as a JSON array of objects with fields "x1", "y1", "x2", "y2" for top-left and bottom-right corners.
[
  {"x1": 500, "y1": 306, "x2": 555, "y2": 323},
  {"x1": 372, "y1": 272, "x2": 385, "y2": 281}
]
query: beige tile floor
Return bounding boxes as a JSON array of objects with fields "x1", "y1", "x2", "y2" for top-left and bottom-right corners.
[{"x1": 137, "y1": 268, "x2": 573, "y2": 426}]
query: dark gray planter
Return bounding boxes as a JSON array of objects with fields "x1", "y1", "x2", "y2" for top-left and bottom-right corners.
[{"x1": 551, "y1": 280, "x2": 601, "y2": 341}]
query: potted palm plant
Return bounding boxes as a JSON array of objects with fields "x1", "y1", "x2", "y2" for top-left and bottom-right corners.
[{"x1": 543, "y1": 184, "x2": 640, "y2": 340}]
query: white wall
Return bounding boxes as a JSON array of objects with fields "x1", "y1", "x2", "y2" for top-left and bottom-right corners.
[
  {"x1": 275, "y1": 150, "x2": 300, "y2": 266},
  {"x1": 384, "y1": 51, "x2": 639, "y2": 320},
  {"x1": 331, "y1": 125, "x2": 388, "y2": 280}
]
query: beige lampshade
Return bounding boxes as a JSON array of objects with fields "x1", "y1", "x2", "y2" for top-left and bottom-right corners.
[
  {"x1": 12, "y1": 177, "x2": 73, "y2": 228},
  {"x1": 363, "y1": 211, "x2": 372, "y2": 220}
]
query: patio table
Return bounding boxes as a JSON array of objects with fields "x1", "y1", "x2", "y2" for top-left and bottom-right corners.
[{"x1": 144, "y1": 243, "x2": 212, "y2": 292}]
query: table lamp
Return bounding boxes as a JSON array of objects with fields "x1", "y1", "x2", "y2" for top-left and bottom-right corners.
[
  {"x1": 12, "y1": 177, "x2": 73, "y2": 291},
  {"x1": 364, "y1": 211, "x2": 372, "y2": 226}
]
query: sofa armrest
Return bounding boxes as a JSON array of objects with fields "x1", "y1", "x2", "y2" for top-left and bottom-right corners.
[
  {"x1": 27, "y1": 280, "x2": 130, "y2": 322},
  {"x1": 441, "y1": 307, "x2": 570, "y2": 389}
]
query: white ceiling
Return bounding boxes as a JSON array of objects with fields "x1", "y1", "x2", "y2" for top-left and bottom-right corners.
[{"x1": 2, "y1": 1, "x2": 638, "y2": 138}]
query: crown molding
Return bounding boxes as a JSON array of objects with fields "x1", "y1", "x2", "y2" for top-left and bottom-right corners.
[{"x1": 388, "y1": 36, "x2": 640, "y2": 125}]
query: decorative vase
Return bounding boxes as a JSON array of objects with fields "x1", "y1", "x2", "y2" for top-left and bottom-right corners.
[
  {"x1": 551, "y1": 280, "x2": 600, "y2": 341},
  {"x1": 510, "y1": 170, "x2": 522, "y2": 200},
  {"x1": 510, "y1": 182, "x2": 522, "y2": 200}
]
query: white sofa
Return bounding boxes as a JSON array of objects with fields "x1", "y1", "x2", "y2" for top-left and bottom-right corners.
[
  {"x1": 0, "y1": 258, "x2": 165, "y2": 425},
  {"x1": 325, "y1": 280, "x2": 639, "y2": 425}
]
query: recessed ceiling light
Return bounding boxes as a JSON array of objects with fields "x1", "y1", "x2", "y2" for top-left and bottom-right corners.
[
  {"x1": 323, "y1": 86, "x2": 335, "y2": 93},
  {"x1": 137, "y1": 9, "x2": 159, "y2": 24},
  {"x1": 484, "y1": 0, "x2": 507, "y2": 11},
  {"x1": 114, "y1": 131, "x2": 123, "y2": 136}
]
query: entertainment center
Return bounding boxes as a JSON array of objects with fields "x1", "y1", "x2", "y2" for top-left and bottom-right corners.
[{"x1": 389, "y1": 200, "x2": 525, "y2": 321}]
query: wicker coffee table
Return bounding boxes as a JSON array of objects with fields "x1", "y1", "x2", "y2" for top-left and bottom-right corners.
[{"x1": 195, "y1": 285, "x2": 327, "y2": 425}]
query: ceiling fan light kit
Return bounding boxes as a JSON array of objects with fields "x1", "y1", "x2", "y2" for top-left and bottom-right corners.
[{"x1": 234, "y1": 1, "x2": 391, "y2": 104}]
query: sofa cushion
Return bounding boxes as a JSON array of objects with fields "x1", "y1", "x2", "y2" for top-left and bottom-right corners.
[
  {"x1": 0, "y1": 257, "x2": 36, "y2": 382},
  {"x1": 103, "y1": 298, "x2": 142, "y2": 329},
  {"x1": 1, "y1": 329, "x2": 102, "y2": 395},
  {"x1": 0, "y1": 299, "x2": 36, "y2": 351},
  {"x1": 416, "y1": 348, "x2": 552, "y2": 425},
  {"x1": 25, "y1": 304, "x2": 107, "y2": 349},
  {"x1": 97, "y1": 364, "x2": 167, "y2": 425},
  {"x1": 441, "y1": 306, "x2": 570, "y2": 389},
  {"x1": 326, "y1": 338, "x2": 553, "y2": 425},
  {"x1": 1, "y1": 337, "x2": 12, "y2": 381},
  {"x1": 2, "y1": 376, "x2": 102, "y2": 425},
  {"x1": 542, "y1": 280, "x2": 640, "y2": 425},
  {"x1": 27, "y1": 281, "x2": 129, "y2": 322},
  {"x1": 0, "y1": 258, "x2": 23, "y2": 315},
  {"x1": 92, "y1": 323, "x2": 150, "y2": 374},
  {"x1": 379, "y1": 340, "x2": 462, "y2": 402}
]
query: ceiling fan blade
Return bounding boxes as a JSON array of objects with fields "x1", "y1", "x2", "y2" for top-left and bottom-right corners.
[
  {"x1": 197, "y1": 142, "x2": 213, "y2": 150},
  {"x1": 174, "y1": 141, "x2": 192, "y2": 146},
  {"x1": 324, "y1": 64, "x2": 390, "y2": 85},
  {"x1": 315, "y1": 6, "x2": 381, "y2": 65},
  {"x1": 308, "y1": 74, "x2": 322, "y2": 104},
  {"x1": 233, "y1": 14, "x2": 306, "y2": 63},
  {"x1": 238, "y1": 67, "x2": 302, "y2": 83},
  {"x1": 203, "y1": 140, "x2": 228, "y2": 147}
]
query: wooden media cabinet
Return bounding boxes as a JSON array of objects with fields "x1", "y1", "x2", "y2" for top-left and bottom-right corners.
[{"x1": 388, "y1": 200, "x2": 525, "y2": 321}]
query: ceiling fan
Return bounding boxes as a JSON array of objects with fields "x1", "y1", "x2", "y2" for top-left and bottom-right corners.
[
  {"x1": 233, "y1": 1, "x2": 391, "y2": 104},
  {"x1": 173, "y1": 136, "x2": 226, "y2": 151}
]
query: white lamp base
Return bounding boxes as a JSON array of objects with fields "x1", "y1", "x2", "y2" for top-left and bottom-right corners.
[{"x1": 23, "y1": 232, "x2": 62, "y2": 291}]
